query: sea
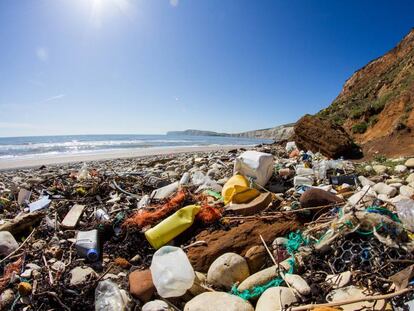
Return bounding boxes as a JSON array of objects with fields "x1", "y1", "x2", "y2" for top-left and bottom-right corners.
[{"x1": 0, "y1": 134, "x2": 272, "y2": 160}]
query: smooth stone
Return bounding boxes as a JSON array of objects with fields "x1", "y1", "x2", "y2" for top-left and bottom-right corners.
[
  {"x1": 244, "y1": 245, "x2": 266, "y2": 274},
  {"x1": 373, "y1": 182, "x2": 397, "y2": 197},
  {"x1": 142, "y1": 300, "x2": 171, "y2": 311},
  {"x1": 364, "y1": 165, "x2": 373, "y2": 172},
  {"x1": 184, "y1": 292, "x2": 254, "y2": 311},
  {"x1": 389, "y1": 183, "x2": 403, "y2": 188},
  {"x1": 69, "y1": 267, "x2": 97, "y2": 286},
  {"x1": 237, "y1": 265, "x2": 279, "y2": 292},
  {"x1": 347, "y1": 185, "x2": 376, "y2": 205},
  {"x1": 373, "y1": 165, "x2": 387, "y2": 174},
  {"x1": 207, "y1": 253, "x2": 250, "y2": 289},
  {"x1": 284, "y1": 274, "x2": 311, "y2": 295},
  {"x1": 0, "y1": 289, "x2": 15, "y2": 310},
  {"x1": 377, "y1": 194, "x2": 389, "y2": 202},
  {"x1": 128, "y1": 269, "x2": 155, "y2": 302},
  {"x1": 385, "y1": 178, "x2": 403, "y2": 184},
  {"x1": 395, "y1": 165, "x2": 408, "y2": 173},
  {"x1": 406, "y1": 173, "x2": 414, "y2": 183},
  {"x1": 255, "y1": 287, "x2": 298, "y2": 311},
  {"x1": 0, "y1": 231, "x2": 19, "y2": 257},
  {"x1": 400, "y1": 185, "x2": 414, "y2": 197},
  {"x1": 326, "y1": 286, "x2": 385, "y2": 311},
  {"x1": 325, "y1": 271, "x2": 352, "y2": 289},
  {"x1": 358, "y1": 176, "x2": 374, "y2": 187},
  {"x1": 272, "y1": 237, "x2": 288, "y2": 248},
  {"x1": 405, "y1": 158, "x2": 414, "y2": 168},
  {"x1": 188, "y1": 271, "x2": 207, "y2": 296}
]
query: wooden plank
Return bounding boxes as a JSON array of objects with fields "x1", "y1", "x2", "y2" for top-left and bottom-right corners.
[{"x1": 61, "y1": 204, "x2": 85, "y2": 229}]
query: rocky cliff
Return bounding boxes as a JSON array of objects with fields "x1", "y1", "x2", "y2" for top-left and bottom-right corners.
[{"x1": 318, "y1": 29, "x2": 414, "y2": 157}]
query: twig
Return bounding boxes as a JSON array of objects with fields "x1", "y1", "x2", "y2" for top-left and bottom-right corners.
[
  {"x1": 288, "y1": 287, "x2": 414, "y2": 310},
  {"x1": 0, "y1": 228, "x2": 36, "y2": 265},
  {"x1": 42, "y1": 255, "x2": 54, "y2": 286},
  {"x1": 95, "y1": 263, "x2": 114, "y2": 283},
  {"x1": 112, "y1": 180, "x2": 139, "y2": 198},
  {"x1": 35, "y1": 291, "x2": 70, "y2": 311},
  {"x1": 182, "y1": 240, "x2": 207, "y2": 250}
]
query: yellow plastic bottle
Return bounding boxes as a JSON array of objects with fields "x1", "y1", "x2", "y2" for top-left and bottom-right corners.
[
  {"x1": 222, "y1": 174, "x2": 260, "y2": 205},
  {"x1": 145, "y1": 205, "x2": 201, "y2": 249}
]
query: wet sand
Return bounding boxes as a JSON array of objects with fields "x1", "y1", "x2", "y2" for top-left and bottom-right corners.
[{"x1": 0, "y1": 145, "x2": 247, "y2": 170}]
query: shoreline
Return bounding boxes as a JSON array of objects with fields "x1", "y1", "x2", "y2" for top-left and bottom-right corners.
[{"x1": 0, "y1": 145, "x2": 249, "y2": 170}]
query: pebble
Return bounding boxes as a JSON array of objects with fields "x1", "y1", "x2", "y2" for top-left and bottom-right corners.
[
  {"x1": 255, "y1": 287, "x2": 298, "y2": 311},
  {"x1": 0, "y1": 289, "x2": 15, "y2": 309},
  {"x1": 406, "y1": 173, "x2": 414, "y2": 183},
  {"x1": 31, "y1": 240, "x2": 47, "y2": 251},
  {"x1": 18, "y1": 282, "x2": 32, "y2": 296},
  {"x1": 128, "y1": 269, "x2": 155, "y2": 302},
  {"x1": 244, "y1": 245, "x2": 266, "y2": 274},
  {"x1": 385, "y1": 177, "x2": 403, "y2": 184},
  {"x1": 0, "y1": 231, "x2": 19, "y2": 257},
  {"x1": 69, "y1": 266, "x2": 97, "y2": 286},
  {"x1": 364, "y1": 165, "x2": 373, "y2": 172},
  {"x1": 237, "y1": 265, "x2": 279, "y2": 292},
  {"x1": 373, "y1": 182, "x2": 397, "y2": 197},
  {"x1": 51, "y1": 261, "x2": 65, "y2": 272},
  {"x1": 325, "y1": 271, "x2": 352, "y2": 289},
  {"x1": 394, "y1": 165, "x2": 408, "y2": 173},
  {"x1": 142, "y1": 300, "x2": 172, "y2": 311},
  {"x1": 358, "y1": 176, "x2": 374, "y2": 187},
  {"x1": 400, "y1": 185, "x2": 414, "y2": 197},
  {"x1": 284, "y1": 274, "x2": 311, "y2": 295},
  {"x1": 207, "y1": 253, "x2": 250, "y2": 289},
  {"x1": 184, "y1": 292, "x2": 254, "y2": 311},
  {"x1": 373, "y1": 165, "x2": 387, "y2": 174},
  {"x1": 405, "y1": 158, "x2": 414, "y2": 168}
]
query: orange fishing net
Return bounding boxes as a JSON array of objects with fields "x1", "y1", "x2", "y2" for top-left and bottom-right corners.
[
  {"x1": 123, "y1": 189, "x2": 187, "y2": 228},
  {"x1": 0, "y1": 257, "x2": 23, "y2": 292}
]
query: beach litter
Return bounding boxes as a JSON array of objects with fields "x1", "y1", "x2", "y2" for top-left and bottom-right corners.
[{"x1": 1, "y1": 144, "x2": 414, "y2": 310}]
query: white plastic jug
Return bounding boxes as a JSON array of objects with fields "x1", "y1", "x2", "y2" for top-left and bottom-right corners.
[
  {"x1": 150, "y1": 246, "x2": 195, "y2": 298},
  {"x1": 234, "y1": 151, "x2": 274, "y2": 187},
  {"x1": 95, "y1": 279, "x2": 132, "y2": 311}
]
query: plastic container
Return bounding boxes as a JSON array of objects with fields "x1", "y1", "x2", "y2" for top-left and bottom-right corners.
[
  {"x1": 330, "y1": 174, "x2": 357, "y2": 186},
  {"x1": 95, "y1": 209, "x2": 110, "y2": 222},
  {"x1": 75, "y1": 229, "x2": 100, "y2": 262},
  {"x1": 222, "y1": 174, "x2": 260, "y2": 205},
  {"x1": 150, "y1": 246, "x2": 195, "y2": 298},
  {"x1": 145, "y1": 205, "x2": 200, "y2": 249},
  {"x1": 234, "y1": 151, "x2": 274, "y2": 186},
  {"x1": 95, "y1": 279, "x2": 131, "y2": 311},
  {"x1": 396, "y1": 199, "x2": 414, "y2": 232}
]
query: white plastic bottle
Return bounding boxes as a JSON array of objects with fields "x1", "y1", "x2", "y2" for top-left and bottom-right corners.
[
  {"x1": 150, "y1": 246, "x2": 195, "y2": 298},
  {"x1": 75, "y1": 229, "x2": 99, "y2": 262}
]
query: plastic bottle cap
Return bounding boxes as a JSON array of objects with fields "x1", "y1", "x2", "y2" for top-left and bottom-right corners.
[{"x1": 87, "y1": 249, "x2": 99, "y2": 262}]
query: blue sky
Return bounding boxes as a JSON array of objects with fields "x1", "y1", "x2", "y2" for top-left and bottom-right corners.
[{"x1": 0, "y1": 0, "x2": 413, "y2": 137}]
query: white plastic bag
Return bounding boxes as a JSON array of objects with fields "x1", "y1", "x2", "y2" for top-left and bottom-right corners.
[
  {"x1": 150, "y1": 246, "x2": 195, "y2": 298},
  {"x1": 234, "y1": 151, "x2": 274, "y2": 187},
  {"x1": 95, "y1": 280, "x2": 131, "y2": 311},
  {"x1": 396, "y1": 199, "x2": 414, "y2": 232}
]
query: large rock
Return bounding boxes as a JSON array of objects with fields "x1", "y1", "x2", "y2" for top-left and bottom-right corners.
[
  {"x1": 293, "y1": 115, "x2": 362, "y2": 159},
  {"x1": 255, "y1": 287, "x2": 298, "y2": 311},
  {"x1": 187, "y1": 219, "x2": 299, "y2": 272},
  {"x1": 400, "y1": 185, "x2": 414, "y2": 198},
  {"x1": 300, "y1": 188, "x2": 344, "y2": 208},
  {"x1": 373, "y1": 165, "x2": 388, "y2": 174},
  {"x1": 129, "y1": 269, "x2": 155, "y2": 302},
  {"x1": 206, "y1": 253, "x2": 250, "y2": 289},
  {"x1": 0, "y1": 231, "x2": 19, "y2": 257},
  {"x1": 184, "y1": 292, "x2": 254, "y2": 311}
]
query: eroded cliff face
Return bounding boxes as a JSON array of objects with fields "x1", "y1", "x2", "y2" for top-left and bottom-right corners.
[
  {"x1": 318, "y1": 29, "x2": 414, "y2": 157},
  {"x1": 231, "y1": 124, "x2": 294, "y2": 141}
]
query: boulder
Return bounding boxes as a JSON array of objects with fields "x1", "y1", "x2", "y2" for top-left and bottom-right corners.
[
  {"x1": 300, "y1": 188, "x2": 344, "y2": 208},
  {"x1": 405, "y1": 158, "x2": 414, "y2": 168},
  {"x1": 293, "y1": 115, "x2": 362, "y2": 159},
  {"x1": 129, "y1": 269, "x2": 155, "y2": 302},
  {"x1": 0, "y1": 231, "x2": 19, "y2": 257},
  {"x1": 206, "y1": 253, "x2": 250, "y2": 289},
  {"x1": 184, "y1": 292, "x2": 254, "y2": 311},
  {"x1": 255, "y1": 287, "x2": 298, "y2": 311}
]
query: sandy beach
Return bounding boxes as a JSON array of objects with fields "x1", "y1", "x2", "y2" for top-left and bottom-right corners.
[{"x1": 0, "y1": 145, "x2": 248, "y2": 170}]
